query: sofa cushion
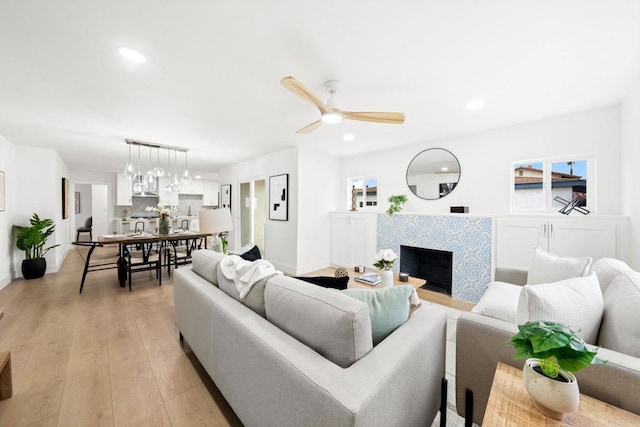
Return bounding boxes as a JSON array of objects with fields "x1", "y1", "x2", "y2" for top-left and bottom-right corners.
[
  {"x1": 591, "y1": 257, "x2": 632, "y2": 293},
  {"x1": 527, "y1": 247, "x2": 592, "y2": 285},
  {"x1": 192, "y1": 250, "x2": 226, "y2": 285},
  {"x1": 341, "y1": 286, "x2": 415, "y2": 345},
  {"x1": 471, "y1": 281, "x2": 522, "y2": 323},
  {"x1": 264, "y1": 275, "x2": 373, "y2": 368},
  {"x1": 516, "y1": 273, "x2": 603, "y2": 344},
  {"x1": 217, "y1": 264, "x2": 270, "y2": 317},
  {"x1": 598, "y1": 270, "x2": 640, "y2": 357},
  {"x1": 296, "y1": 276, "x2": 349, "y2": 290}
]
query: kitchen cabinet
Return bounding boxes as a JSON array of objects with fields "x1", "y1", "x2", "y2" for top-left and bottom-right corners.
[
  {"x1": 116, "y1": 174, "x2": 133, "y2": 205},
  {"x1": 330, "y1": 213, "x2": 377, "y2": 267},
  {"x1": 158, "y1": 177, "x2": 179, "y2": 206},
  {"x1": 180, "y1": 180, "x2": 204, "y2": 195},
  {"x1": 496, "y1": 216, "x2": 618, "y2": 270},
  {"x1": 203, "y1": 180, "x2": 219, "y2": 206}
]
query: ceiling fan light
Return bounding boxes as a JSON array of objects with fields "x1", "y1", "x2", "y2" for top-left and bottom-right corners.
[{"x1": 321, "y1": 112, "x2": 342, "y2": 124}]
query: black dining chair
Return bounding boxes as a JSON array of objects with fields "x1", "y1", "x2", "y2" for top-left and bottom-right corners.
[{"x1": 76, "y1": 217, "x2": 93, "y2": 241}]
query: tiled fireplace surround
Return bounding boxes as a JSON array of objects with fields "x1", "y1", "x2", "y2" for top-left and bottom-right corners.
[{"x1": 377, "y1": 214, "x2": 493, "y2": 303}]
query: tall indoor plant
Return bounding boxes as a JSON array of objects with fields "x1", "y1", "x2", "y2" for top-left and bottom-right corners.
[
  {"x1": 14, "y1": 213, "x2": 60, "y2": 279},
  {"x1": 511, "y1": 320, "x2": 605, "y2": 420}
]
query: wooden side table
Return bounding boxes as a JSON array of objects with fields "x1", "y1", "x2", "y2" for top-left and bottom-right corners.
[{"x1": 484, "y1": 362, "x2": 640, "y2": 425}]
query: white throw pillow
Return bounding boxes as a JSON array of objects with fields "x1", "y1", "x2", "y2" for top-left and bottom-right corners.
[
  {"x1": 471, "y1": 281, "x2": 522, "y2": 323},
  {"x1": 516, "y1": 273, "x2": 603, "y2": 344},
  {"x1": 527, "y1": 247, "x2": 592, "y2": 285}
]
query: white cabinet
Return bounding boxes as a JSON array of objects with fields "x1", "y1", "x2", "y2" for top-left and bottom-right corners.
[
  {"x1": 158, "y1": 177, "x2": 179, "y2": 206},
  {"x1": 330, "y1": 213, "x2": 377, "y2": 267},
  {"x1": 203, "y1": 180, "x2": 219, "y2": 206},
  {"x1": 116, "y1": 174, "x2": 132, "y2": 205},
  {"x1": 496, "y1": 216, "x2": 617, "y2": 269},
  {"x1": 180, "y1": 180, "x2": 204, "y2": 195}
]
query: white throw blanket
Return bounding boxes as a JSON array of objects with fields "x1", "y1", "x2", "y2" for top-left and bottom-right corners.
[{"x1": 219, "y1": 255, "x2": 282, "y2": 299}]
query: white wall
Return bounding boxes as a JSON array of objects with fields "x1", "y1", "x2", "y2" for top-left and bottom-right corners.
[
  {"x1": 11, "y1": 145, "x2": 70, "y2": 279},
  {"x1": 621, "y1": 82, "x2": 640, "y2": 269},
  {"x1": 341, "y1": 106, "x2": 622, "y2": 216},
  {"x1": 219, "y1": 148, "x2": 299, "y2": 274},
  {"x1": 0, "y1": 135, "x2": 15, "y2": 288},
  {"x1": 296, "y1": 148, "x2": 341, "y2": 274}
]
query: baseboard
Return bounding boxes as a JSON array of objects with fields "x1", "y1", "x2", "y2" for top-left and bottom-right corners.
[
  {"x1": 0, "y1": 275, "x2": 10, "y2": 292},
  {"x1": 270, "y1": 261, "x2": 296, "y2": 276},
  {"x1": 295, "y1": 261, "x2": 332, "y2": 276}
]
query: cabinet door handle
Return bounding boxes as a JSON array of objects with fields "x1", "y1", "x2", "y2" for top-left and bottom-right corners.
[
  {"x1": 543, "y1": 223, "x2": 547, "y2": 237},
  {"x1": 550, "y1": 223, "x2": 554, "y2": 237}
]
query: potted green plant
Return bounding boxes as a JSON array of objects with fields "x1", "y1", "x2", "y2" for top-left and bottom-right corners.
[
  {"x1": 386, "y1": 194, "x2": 408, "y2": 215},
  {"x1": 14, "y1": 213, "x2": 60, "y2": 280},
  {"x1": 510, "y1": 320, "x2": 605, "y2": 420}
]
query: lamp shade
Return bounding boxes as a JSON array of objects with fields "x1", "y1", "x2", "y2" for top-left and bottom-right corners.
[{"x1": 199, "y1": 208, "x2": 233, "y2": 234}]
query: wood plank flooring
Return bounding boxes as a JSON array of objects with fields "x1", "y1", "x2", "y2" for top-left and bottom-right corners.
[{"x1": 0, "y1": 246, "x2": 242, "y2": 427}]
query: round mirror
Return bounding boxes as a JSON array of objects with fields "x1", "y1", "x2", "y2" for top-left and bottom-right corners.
[{"x1": 406, "y1": 148, "x2": 461, "y2": 200}]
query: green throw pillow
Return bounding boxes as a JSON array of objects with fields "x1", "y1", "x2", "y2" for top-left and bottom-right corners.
[{"x1": 341, "y1": 286, "x2": 414, "y2": 345}]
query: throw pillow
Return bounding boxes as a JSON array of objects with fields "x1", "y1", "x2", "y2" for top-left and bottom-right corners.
[
  {"x1": 240, "y1": 245, "x2": 261, "y2": 261},
  {"x1": 527, "y1": 247, "x2": 592, "y2": 285},
  {"x1": 342, "y1": 286, "x2": 415, "y2": 345},
  {"x1": 296, "y1": 276, "x2": 349, "y2": 290},
  {"x1": 590, "y1": 257, "x2": 632, "y2": 293},
  {"x1": 471, "y1": 281, "x2": 522, "y2": 323},
  {"x1": 516, "y1": 273, "x2": 603, "y2": 344}
]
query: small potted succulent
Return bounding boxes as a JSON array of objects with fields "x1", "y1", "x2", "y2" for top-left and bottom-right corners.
[
  {"x1": 14, "y1": 213, "x2": 60, "y2": 280},
  {"x1": 510, "y1": 320, "x2": 605, "y2": 420}
]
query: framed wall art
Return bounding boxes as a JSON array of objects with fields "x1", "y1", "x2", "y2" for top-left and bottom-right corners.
[
  {"x1": 269, "y1": 174, "x2": 288, "y2": 221},
  {"x1": 220, "y1": 184, "x2": 232, "y2": 209},
  {"x1": 62, "y1": 177, "x2": 69, "y2": 219},
  {"x1": 0, "y1": 171, "x2": 5, "y2": 212},
  {"x1": 74, "y1": 191, "x2": 80, "y2": 214}
]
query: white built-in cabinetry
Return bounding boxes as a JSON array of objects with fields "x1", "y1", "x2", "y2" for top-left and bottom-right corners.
[
  {"x1": 203, "y1": 180, "x2": 219, "y2": 206},
  {"x1": 180, "y1": 180, "x2": 204, "y2": 195},
  {"x1": 116, "y1": 174, "x2": 133, "y2": 205},
  {"x1": 330, "y1": 212, "x2": 377, "y2": 267},
  {"x1": 496, "y1": 216, "x2": 621, "y2": 269}
]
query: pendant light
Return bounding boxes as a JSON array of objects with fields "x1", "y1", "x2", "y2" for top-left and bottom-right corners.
[
  {"x1": 164, "y1": 148, "x2": 174, "y2": 192},
  {"x1": 132, "y1": 145, "x2": 145, "y2": 193},
  {"x1": 145, "y1": 147, "x2": 156, "y2": 192},
  {"x1": 153, "y1": 147, "x2": 165, "y2": 178},
  {"x1": 172, "y1": 149, "x2": 181, "y2": 192},
  {"x1": 181, "y1": 150, "x2": 192, "y2": 185},
  {"x1": 123, "y1": 144, "x2": 135, "y2": 180}
]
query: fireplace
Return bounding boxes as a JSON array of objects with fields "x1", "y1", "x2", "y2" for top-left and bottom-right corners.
[{"x1": 400, "y1": 245, "x2": 453, "y2": 295}]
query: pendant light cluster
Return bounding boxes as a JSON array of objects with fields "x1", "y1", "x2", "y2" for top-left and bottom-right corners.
[{"x1": 123, "y1": 139, "x2": 191, "y2": 194}]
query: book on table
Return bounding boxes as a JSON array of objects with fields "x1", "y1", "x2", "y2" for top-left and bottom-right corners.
[{"x1": 355, "y1": 273, "x2": 381, "y2": 285}]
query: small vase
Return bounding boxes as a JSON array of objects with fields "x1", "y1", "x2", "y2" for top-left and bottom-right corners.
[
  {"x1": 158, "y1": 216, "x2": 170, "y2": 235},
  {"x1": 523, "y1": 358, "x2": 580, "y2": 420},
  {"x1": 380, "y1": 269, "x2": 394, "y2": 288}
]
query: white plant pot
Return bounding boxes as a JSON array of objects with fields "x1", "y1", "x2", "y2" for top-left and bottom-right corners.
[
  {"x1": 523, "y1": 358, "x2": 580, "y2": 420},
  {"x1": 380, "y1": 269, "x2": 394, "y2": 288}
]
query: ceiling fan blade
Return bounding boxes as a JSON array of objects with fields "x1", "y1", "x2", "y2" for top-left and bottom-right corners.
[
  {"x1": 296, "y1": 120, "x2": 322, "y2": 134},
  {"x1": 281, "y1": 76, "x2": 327, "y2": 114},
  {"x1": 341, "y1": 111, "x2": 405, "y2": 124}
]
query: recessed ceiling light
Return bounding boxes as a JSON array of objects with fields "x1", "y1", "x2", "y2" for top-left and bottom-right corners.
[
  {"x1": 343, "y1": 134, "x2": 355, "y2": 141},
  {"x1": 118, "y1": 47, "x2": 146, "y2": 63},
  {"x1": 466, "y1": 98, "x2": 485, "y2": 111},
  {"x1": 194, "y1": 175, "x2": 201, "y2": 179},
  {"x1": 441, "y1": 167, "x2": 448, "y2": 172}
]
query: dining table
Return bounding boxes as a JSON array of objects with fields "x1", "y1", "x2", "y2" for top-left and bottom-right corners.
[{"x1": 73, "y1": 231, "x2": 212, "y2": 293}]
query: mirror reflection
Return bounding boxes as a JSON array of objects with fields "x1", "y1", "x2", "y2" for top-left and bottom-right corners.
[{"x1": 406, "y1": 148, "x2": 460, "y2": 200}]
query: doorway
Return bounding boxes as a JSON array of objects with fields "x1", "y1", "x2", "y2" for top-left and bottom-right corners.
[
  {"x1": 240, "y1": 179, "x2": 266, "y2": 254},
  {"x1": 72, "y1": 183, "x2": 109, "y2": 241}
]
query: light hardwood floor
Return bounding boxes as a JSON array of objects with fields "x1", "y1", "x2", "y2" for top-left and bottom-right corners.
[{"x1": 0, "y1": 246, "x2": 242, "y2": 426}]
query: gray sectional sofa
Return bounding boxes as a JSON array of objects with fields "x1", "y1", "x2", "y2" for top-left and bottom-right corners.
[
  {"x1": 174, "y1": 250, "x2": 448, "y2": 427},
  {"x1": 456, "y1": 257, "x2": 640, "y2": 425}
]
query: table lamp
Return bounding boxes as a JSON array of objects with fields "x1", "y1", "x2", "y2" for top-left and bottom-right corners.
[{"x1": 199, "y1": 208, "x2": 233, "y2": 253}]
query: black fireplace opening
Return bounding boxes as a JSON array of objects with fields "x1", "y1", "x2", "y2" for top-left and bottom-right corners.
[{"x1": 400, "y1": 245, "x2": 453, "y2": 295}]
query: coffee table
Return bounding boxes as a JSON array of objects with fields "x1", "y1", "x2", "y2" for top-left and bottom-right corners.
[{"x1": 484, "y1": 362, "x2": 640, "y2": 425}]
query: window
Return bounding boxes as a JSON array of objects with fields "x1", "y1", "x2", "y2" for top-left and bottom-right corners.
[
  {"x1": 348, "y1": 177, "x2": 378, "y2": 210},
  {"x1": 511, "y1": 156, "x2": 593, "y2": 213}
]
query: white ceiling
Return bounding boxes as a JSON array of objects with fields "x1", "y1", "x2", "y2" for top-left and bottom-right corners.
[{"x1": 1, "y1": 1, "x2": 639, "y2": 179}]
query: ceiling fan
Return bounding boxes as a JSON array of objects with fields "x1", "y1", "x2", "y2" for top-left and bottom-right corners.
[{"x1": 280, "y1": 76, "x2": 405, "y2": 134}]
